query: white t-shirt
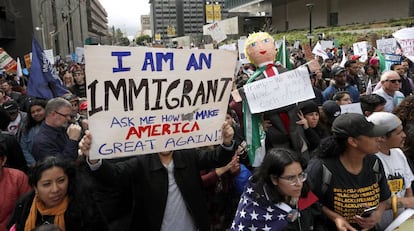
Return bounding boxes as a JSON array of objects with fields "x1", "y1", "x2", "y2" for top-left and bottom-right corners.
[{"x1": 376, "y1": 148, "x2": 414, "y2": 230}]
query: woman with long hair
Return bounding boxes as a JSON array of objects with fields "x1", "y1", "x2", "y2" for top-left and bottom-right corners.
[
  {"x1": 231, "y1": 148, "x2": 323, "y2": 231},
  {"x1": 306, "y1": 113, "x2": 391, "y2": 231},
  {"x1": 7, "y1": 156, "x2": 108, "y2": 231},
  {"x1": 20, "y1": 99, "x2": 47, "y2": 166}
]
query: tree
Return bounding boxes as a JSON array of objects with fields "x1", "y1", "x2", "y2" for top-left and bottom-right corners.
[
  {"x1": 135, "y1": 35, "x2": 151, "y2": 46},
  {"x1": 118, "y1": 37, "x2": 130, "y2": 46}
]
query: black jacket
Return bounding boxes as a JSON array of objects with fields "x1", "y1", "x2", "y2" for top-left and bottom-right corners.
[
  {"x1": 7, "y1": 191, "x2": 108, "y2": 231},
  {"x1": 91, "y1": 146, "x2": 234, "y2": 231}
]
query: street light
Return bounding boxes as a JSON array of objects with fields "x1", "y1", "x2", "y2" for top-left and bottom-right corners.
[
  {"x1": 35, "y1": 26, "x2": 46, "y2": 49},
  {"x1": 306, "y1": 3, "x2": 314, "y2": 48}
]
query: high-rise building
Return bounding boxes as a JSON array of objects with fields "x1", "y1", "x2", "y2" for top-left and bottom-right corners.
[
  {"x1": 141, "y1": 15, "x2": 151, "y2": 36},
  {"x1": 149, "y1": 0, "x2": 206, "y2": 44}
]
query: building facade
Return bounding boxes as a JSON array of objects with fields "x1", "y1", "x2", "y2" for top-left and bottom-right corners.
[
  {"x1": 149, "y1": 0, "x2": 207, "y2": 44},
  {"x1": 226, "y1": 0, "x2": 414, "y2": 32},
  {"x1": 0, "y1": 0, "x2": 109, "y2": 61}
]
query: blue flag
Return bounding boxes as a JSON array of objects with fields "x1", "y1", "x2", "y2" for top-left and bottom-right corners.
[{"x1": 27, "y1": 37, "x2": 69, "y2": 99}]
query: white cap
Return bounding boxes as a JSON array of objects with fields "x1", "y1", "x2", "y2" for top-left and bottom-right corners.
[{"x1": 367, "y1": 112, "x2": 402, "y2": 133}]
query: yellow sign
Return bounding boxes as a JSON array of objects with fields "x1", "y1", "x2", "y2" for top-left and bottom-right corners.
[
  {"x1": 213, "y1": 4, "x2": 221, "y2": 21},
  {"x1": 155, "y1": 33, "x2": 161, "y2": 41},
  {"x1": 205, "y1": 4, "x2": 213, "y2": 23}
]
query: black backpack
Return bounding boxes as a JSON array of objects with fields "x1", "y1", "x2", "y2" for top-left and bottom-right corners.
[{"x1": 320, "y1": 158, "x2": 382, "y2": 195}]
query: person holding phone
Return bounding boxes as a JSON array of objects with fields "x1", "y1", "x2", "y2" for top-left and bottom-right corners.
[{"x1": 306, "y1": 113, "x2": 391, "y2": 231}]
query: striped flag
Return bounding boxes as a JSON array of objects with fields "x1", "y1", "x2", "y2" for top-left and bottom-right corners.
[
  {"x1": 374, "y1": 48, "x2": 386, "y2": 73},
  {"x1": 243, "y1": 66, "x2": 267, "y2": 167},
  {"x1": 276, "y1": 36, "x2": 292, "y2": 70}
]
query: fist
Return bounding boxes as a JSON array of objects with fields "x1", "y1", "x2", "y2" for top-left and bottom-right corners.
[{"x1": 67, "y1": 124, "x2": 82, "y2": 141}]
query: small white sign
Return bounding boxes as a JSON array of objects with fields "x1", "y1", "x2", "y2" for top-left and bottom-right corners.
[{"x1": 243, "y1": 66, "x2": 314, "y2": 113}]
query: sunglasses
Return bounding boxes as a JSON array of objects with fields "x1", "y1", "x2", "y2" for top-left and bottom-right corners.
[{"x1": 386, "y1": 79, "x2": 402, "y2": 83}]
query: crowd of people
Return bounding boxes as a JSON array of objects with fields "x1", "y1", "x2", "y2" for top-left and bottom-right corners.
[{"x1": 1, "y1": 32, "x2": 414, "y2": 231}]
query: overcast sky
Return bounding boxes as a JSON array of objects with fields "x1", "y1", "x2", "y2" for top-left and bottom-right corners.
[{"x1": 99, "y1": 0, "x2": 150, "y2": 37}]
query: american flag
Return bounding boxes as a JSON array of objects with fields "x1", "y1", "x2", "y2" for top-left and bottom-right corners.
[{"x1": 230, "y1": 181, "x2": 291, "y2": 231}]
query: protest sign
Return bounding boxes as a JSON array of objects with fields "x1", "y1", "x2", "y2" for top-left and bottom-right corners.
[
  {"x1": 85, "y1": 46, "x2": 237, "y2": 159},
  {"x1": 75, "y1": 47, "x2": 85, "y2": 63},
  {"x1": 353, "y1": 41, "x2": 368, "y2": 62},
  {"x1": 340, "y1": 103, "x2": 362, "y2": 114},
  {"x1": 0, "y1": 48, "x2": 17, "y2": 73},
  {"x1": 376, "y1": 38, "x2": 397, "y2": 54},
  {"x1": 393, "y1": 27, "x2": 414, "y2": 62},
  {"x1": 238, "y1": 38, "x2": 249, "y2": 64},
  {"x1": 243, "y1": 66, "x2": 314, "y2": 113},
  {"x1": 384, "y1": 53, "x2": 402, "y2": 71},
  {"x1": 207, "y1": 22, "x2": 227, "y2": 43}
]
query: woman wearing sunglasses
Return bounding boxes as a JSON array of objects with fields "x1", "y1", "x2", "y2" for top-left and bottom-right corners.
[{"x1": 231, "y1": 148, "x2": 323, "y2": 231}]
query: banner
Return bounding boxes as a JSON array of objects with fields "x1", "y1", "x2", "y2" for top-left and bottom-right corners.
[
  {"x1": 85, "y1": 46, "x2": 237, "y2": 159},
  {"x1": 27, "y1": 37, "x2": 69, "y2": 99},
  {"x1": 0, "y1": 48, "x2": 17, "y2": 73}
]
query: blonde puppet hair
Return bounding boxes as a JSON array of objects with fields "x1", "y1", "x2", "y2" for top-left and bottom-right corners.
[{"x1": 243, "y1": 32, "x2": 275, "y2": 65}]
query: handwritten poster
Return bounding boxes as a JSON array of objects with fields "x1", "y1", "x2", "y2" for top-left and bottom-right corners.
[
  {"x1": 353, "y1": 41, "x2": 368, "y2": 62},
  {"x1": 207, "y1": 22, "x2": 227, "y2": 43},
  {"x1": 376, "y1": 38, "x2": 397, "y2": 54},
  {"x1": 393, "y1": 27, "x2": 414, "y2": 62},
  {"x1": 85, "y1": 46, "x2": 237, "y2": 159},
  {"x1": 243, "y1": 66, "x2": 314, "y2": 113}
]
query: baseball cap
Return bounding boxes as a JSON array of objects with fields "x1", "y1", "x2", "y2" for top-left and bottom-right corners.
[
  {"x1": 80, "y1": 101, "x2": 88, "y2": 110},
  {"x1": 351, "y1": 55, "x2": 361, "y2": 60},
  {"x1": 332, "y1": 113, "x2": 388, "y2": 138},
  {"x1": 332, "y1": 66, "x2": 346, "y2": 76},
  {"x1": 367, "y1": 112, "x2": 401, "y2": 133},
  {"x1": 322, "y1": 100, "x2": 341, "y2": 124},
  {"x1": 2, "y1": 100, "x2": 18, "y2": 113}
]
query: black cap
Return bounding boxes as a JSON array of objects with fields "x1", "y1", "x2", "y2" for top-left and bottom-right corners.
[
  {"x1": 332, "y1": 66, "x2": 346, "y2": 76},
  {"x1": 332, "y1": 113, "x2": 388, "y2": 138},
  {"x1": 2, "y1": 100, "x2": 18, "y2": 113},
  {"x1": 299, "y1": 100, "x2": 319, "y2": 115},
  {"x1": 322, "y1": 100, "x2": 341, "y2": 124}
]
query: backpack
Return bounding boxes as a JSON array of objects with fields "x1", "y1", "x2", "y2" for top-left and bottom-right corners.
[{"x1": 320, "y1": 158, "x2": 382, "y2": 195}]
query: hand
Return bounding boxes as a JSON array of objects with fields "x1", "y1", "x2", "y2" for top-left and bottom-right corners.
[
  {"x1": 334, "y1": 216, "x2": 357, "y2": 231},
  {"x1": 222, "y1": 121, "x2": 234, "y2": 146},
  {"x1": 78, "y1": 130, "x2": 98, "y2": 164},
  {"x1": 81, "y1": 118, "x2": 89, "y2": 130},
  {"x1": 296, "y1": 111, "x2": 309, "y2": 129},
  {"x1": 262, "y1": 119, "x2": 272, "y2": 132},
  {"x1": 229, "y1": 154, "x2": 240, "y2": 174},
  {"x1": 215, "y1": 154, "x2": 239, "y2": 176},
  {"x1": 354, "y1": 210, "x2": 381, "y2": 230},
  {"x1": 67, "y1": 123, "x2": 82, "y2": 141}
]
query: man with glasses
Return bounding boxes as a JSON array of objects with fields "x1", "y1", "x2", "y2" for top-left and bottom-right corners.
[
  {"x1": 394, "y1": 62, "x2": 414, "y2": 97},
  {"x1": 32, "y1": 97, "x2": 82, "y2": 161},
  {"x1": 373, "y1": 70, "x2": 405, "y2": 112}
]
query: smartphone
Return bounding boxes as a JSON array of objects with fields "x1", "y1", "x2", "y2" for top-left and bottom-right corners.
[{"x1": 360, "y1": 206, "x2": 377, "y2": 217}]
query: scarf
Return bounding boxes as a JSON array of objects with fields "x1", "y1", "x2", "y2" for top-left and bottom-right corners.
[{"x1": 24, "y1": 194, "x2": 69, "y2": 231}]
